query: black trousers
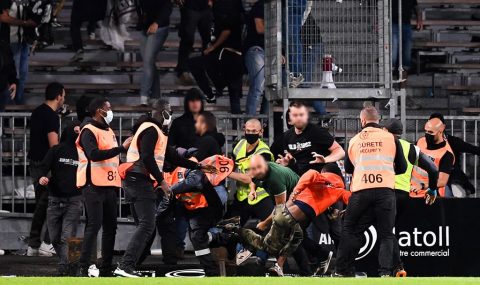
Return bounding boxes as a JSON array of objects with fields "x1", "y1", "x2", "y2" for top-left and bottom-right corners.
[
  {"x1": 336, "y1": 188, "x2": 396, "y2": 276},
  {"x1": 226, "y1": 197, "x2": 274, "y2": 226},
  {"x1": 79, "y1": 186, "x2": 118, "y2": 270},
  {"x1": 392, "y1": 190, "x2": 409, "y2": 270},
  {"x1": 176, "y1": 7, "x2": 212, "y2": 75},
  {"x1": 136, "y1": 212, "x2": 179, "y2": 266},
  {"x1": 189, "y1": 50, "x2": 242, "y2": 114},
  {"x1": 28, "y1": 160, "x2": 50, "y2": 248},
  {"x1": 70, "y1": 9, "x2": 96, "y2": 51},
  {"x1": 187, "y1": 209, "x2": 219, "y2": 276},
  {"x1": 120, "y1": 175, "x2": 157, "y2": 269}
]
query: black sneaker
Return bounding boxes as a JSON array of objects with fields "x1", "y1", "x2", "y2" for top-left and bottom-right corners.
[
  {"x1": 114, "y1": 265, "x2": 141, "y2": 278},
  {"x1": 314, "y1": 251, "x2": 333, "y2": 275},
  {"x1": 217, "y1": 216, "x2": 241, "y2": 231},
  {"x1": 76, "y1": 266, "x2": 89, "y2": 277},
  {"x1": 268, "y1": 262, "x2": 284, "y2": 277}
]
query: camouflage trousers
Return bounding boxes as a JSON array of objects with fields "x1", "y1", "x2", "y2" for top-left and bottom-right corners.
[{"x1": 241, "y1": 204, "x2": 303, "y2": 257}]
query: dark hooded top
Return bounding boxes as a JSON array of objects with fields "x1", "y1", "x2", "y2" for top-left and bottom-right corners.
[
  {"x1": 39, "y1": 121, "x2": 82, "y2": 197},
  {"x1": 168, "y1": 89, "x2": 205, "y2": 149}
]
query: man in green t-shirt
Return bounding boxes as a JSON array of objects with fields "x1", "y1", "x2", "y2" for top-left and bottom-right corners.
[{"x1": 240, "y1": 154, "x2": 301, "y2": 276}]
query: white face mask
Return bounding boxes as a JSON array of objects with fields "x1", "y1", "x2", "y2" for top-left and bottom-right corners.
[
  {"x1": 102, "y1": 110, "x2": 114, "y2": 124},
  {"x1": 162, "y1": 110, "x2": 172, "y2": 127}
]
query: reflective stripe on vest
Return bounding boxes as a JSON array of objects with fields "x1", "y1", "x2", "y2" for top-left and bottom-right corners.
[
  {"x1": 395, "y1": 139, "x2": 418, "y2": 192},
  {"x1": 348, "y1": 127, "x2": 396, "y2": 192},
  {"x1": 126, "y1": 122, "x2": 168, "y2": 181},
  {"x1": 233, "y1": 139, "x2": 274, "y2": 204},
  {"x1": 410, "y1": 137, "x2": 455, "y2": 198},
  {"x1": 76, "y1": 124, "x2": 120, "y2": 188}
]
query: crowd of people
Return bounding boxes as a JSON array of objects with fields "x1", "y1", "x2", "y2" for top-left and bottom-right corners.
[{"x1": 22, "y1": 82, "x2": 480, "y2": 278}]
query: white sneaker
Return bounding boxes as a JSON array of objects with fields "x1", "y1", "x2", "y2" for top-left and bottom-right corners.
[
  {"x1": 26, "y1": 246, "x2": 39, "y2": 256},
  {"x1": 114, "y1": 266, "x2": 141, "y2": 278},
  {"x1": 140, "y1": 96, "x2": 149, "y2": 106},
  {"x1": 236, "y1": 249, "x2": 253, "y2": 266},
  {"x1": 39, "y1": 242, "x2": 56, "y2": 255},
  {"x1": 88, "y1": 264, "x2": 100, "y2": 277},
  {"x1": 268, "y1": 262, "x2": 284, "y2": 277}
]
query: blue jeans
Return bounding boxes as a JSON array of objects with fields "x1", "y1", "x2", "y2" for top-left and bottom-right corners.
[
  {"x1": 304, "y1": 42, "x2": 327, "y2": 114},
  {"x1": 392, "y1": 23, "x2": 413, "y2": 70},
  {"x1": 245, "y1": 46, "x2": 267, "y2": 115},
  {"x1": 288, "y1": 0, "x2": 307, "y2": 75},
  {"x1": 140, "y1": 27, "x2": 169, "y2": 100},
  {"x1": 10, "y1": 42, "x2": 29, "y2": 104}
]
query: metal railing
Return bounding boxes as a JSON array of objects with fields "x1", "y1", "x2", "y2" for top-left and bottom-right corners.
[
  {"x1": 0, "y1": 112, "x2": 268, "y2": 217},
  {"x1": 1, "y1": 112, "x2": 478, "y2": 217}
]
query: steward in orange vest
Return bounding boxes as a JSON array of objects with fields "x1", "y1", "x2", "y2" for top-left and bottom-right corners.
[
  {"x1": 115, "y1": 100, "x2": 175, "y2": 277},
  {"x1": 335, "y1": 106, "x2": 407, "y2": 277},
  {"x1": 76, "y1": 98, "x2": 132, "y2": 276},
  {"x1": 411, "y1": 118, "x2": 455, "y2": 199}
]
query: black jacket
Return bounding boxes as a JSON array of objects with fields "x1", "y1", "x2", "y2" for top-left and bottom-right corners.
[
  {"x1": 194, "y1": 131, "x2": 225, "y2": 162},
  {"x1": 138, "y1": 0, "x2": 172, "y2": 30},
  {"x1": 40, "y1": 123, "x2": 81, "y2": 197},
  {"x1": 168, "y1": 93, "x2": 205, "y2": 149}
]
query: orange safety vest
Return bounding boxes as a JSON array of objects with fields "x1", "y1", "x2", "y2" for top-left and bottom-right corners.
[
  {"x1": 294, "y1": 169, "x2": 351, "y2": 216},
  {"x1": 348, "y1": 127, "x2": 397, "y2": 192},
  {"x1": 125, "y1": 122, "x2": 168, "y2": 181},
  {"x1": 172, "y1": 155, "x2": 234, "y2": 211},
  {"x1": 76, "y1": 124, "x2": 121, "y2": 188},
  {"x1": 410, "y1": 137, "x2": 455, "y2": 198}
]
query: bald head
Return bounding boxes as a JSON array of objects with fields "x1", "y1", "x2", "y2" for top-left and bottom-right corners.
[
  {"x1": 425, "y1": 118, "x2": 444, "y2": 133},
  {"x1": 425, "y1": 118, "x2": 445, "y2": 144},
  {"x1": 360, "y1": 106, "x2": 380, "y2": 127},
  {"x1": 245, "y1": 119, "x2": 262, "y2": 130},
  {"x1": 249, "y1": 154, "x2": 269, "y2": 179}
]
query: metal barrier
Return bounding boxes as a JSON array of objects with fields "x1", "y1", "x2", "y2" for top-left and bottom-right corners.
[
  {"x1": 0, "y1": 112, "x2": 268, "y2": 217},
  {"x1": 265, "y1": 0, "x2": 394, "y2": 102},
  {"x1": 1, "y1": 112, "x2": 478, "y2": 217}
]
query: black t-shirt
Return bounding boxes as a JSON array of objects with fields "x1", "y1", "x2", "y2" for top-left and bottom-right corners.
[
  {"x1": 280, "y1": 123, "x2": 335, "y2": 175},
  {"x1": 0, "y1": 0, "x2": 12, "y2": 43},
  {"x1": 244, "y1": 0, "x2": 264, "y2": 50},
  {"x1": 392, "y1": 0, "x2": 417, "y2": 24},
  {"x1": 184, "y1": 0, "x2": 210, "y2": 11},
  {"x1": 28, "y1": 104, "x2": 60, "y2": 161},
  {"x1": 213, "y1": 1, "x2": 243, "y2": 50}
]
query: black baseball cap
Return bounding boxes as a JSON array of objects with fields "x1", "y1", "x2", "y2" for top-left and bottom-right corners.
[{"x1": 381, "y1": 118, "x2": 403, "y2": 135}]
